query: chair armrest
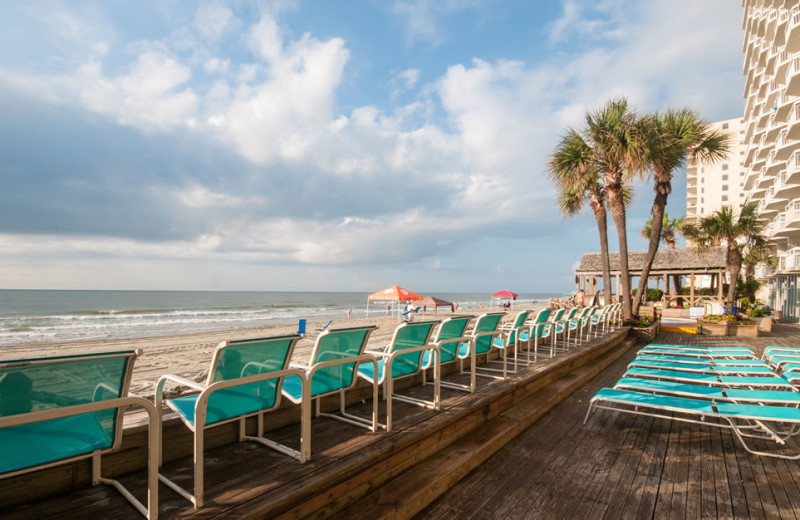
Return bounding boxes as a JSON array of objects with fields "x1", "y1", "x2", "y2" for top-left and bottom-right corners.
[{"x1": 154, "y1": 374, "x2": 207, "y2": 407}]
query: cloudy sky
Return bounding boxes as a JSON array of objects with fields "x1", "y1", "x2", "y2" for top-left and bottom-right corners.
[{"x1": 0, "y1": 0, "x2": 745, "y2": 293}]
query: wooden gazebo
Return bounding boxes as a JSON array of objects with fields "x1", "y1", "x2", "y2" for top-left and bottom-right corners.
[{"x1": 575, "y1": 247, "x2": 728, "y2": 308}]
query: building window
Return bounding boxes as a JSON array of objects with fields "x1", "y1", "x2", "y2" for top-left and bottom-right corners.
[
  {"x1": 722, "y1": 164, "x2": 729, "y2": 170},
  {"x1": 723, "y1": 122, "x2": 729, "y2": 129},
  {"x1": 723, "y1": 174, "x2": 728, "y2": 181},
  {"x1": 701, "y1": 198, "x2": 704, "y2": 203},
  {"x1": 701, "y1": 188, "x2": 705, "y2": 193},
  {"x1": 722, "y1": 195, "x2": 728, "y2": 201},
  {"x1": 722, "y1": 185, "x2": 728, "y2": 191}
]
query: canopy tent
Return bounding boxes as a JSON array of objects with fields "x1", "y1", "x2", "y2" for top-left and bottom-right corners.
[
  {"x1": 490, "y1": 290, "x2": 518, "y2": 309},
  {"x1": 420, "y1": 296, "x2": 454, "y2": 313},
  {"x1": 492, "y1": 290, "x2": 518, "y2": 298},
  {"x1": 366, "y1": 285, "x2": 423, "y2": 316}
]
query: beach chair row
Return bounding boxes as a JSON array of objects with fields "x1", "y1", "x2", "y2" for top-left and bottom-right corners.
[
  {"x1": 585, "y1": 343, "x2": 800, "y2": 459},
  {"x1": 763, "y1": 346, "x2": 800, "y2": 385},
  {"x1": 0, "y1": 303, "x2": 620, "y2": 517}
]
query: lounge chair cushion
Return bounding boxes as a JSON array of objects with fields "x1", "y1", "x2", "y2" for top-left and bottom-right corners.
[{"x1": 168, "y1": 386, "x2": 280, "y2": 428}]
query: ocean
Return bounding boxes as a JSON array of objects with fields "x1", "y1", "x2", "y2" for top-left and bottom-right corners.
[{"x1": 0, "y1": 290, "x2": 560, "y2": 347}]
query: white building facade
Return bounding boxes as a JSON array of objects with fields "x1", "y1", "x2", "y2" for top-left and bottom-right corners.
[
  {"x1": 687, "y1": 117, "x2": 749, "y2": 222},
  {"x1": 741, "y1": 1, "x2": 800, "y2": 322}
]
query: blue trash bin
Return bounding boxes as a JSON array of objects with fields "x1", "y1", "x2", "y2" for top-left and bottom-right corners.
[{"x1": 298, "y1": 319, "x2": 306, "y2": 334}]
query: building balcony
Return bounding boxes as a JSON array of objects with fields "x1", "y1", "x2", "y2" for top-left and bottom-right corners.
[
  {"x1": 754, "y1": 264, "x2": 776, "y2": 280},
  {"x1": 779, "y1": 248, "x2": 800, "y2": 273}
]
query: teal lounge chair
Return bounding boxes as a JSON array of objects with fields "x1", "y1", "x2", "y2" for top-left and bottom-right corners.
[
  {"x1": 358, "y1": 320, "x2": 440, "y2": 431},
  {"x1": 614, "y1": 377, "x2": 800, "y2": 405},
  {"x1": 421, "y1": 315, "x2": 475, "y2": 393},
  {"x1": 624, "y1": 367, "x2": 793, "y2": 389},
  {"x1": 493, "y1": 309, "x2": 532, "y2": 372},
  {"x1": 281, "y1": 325, "x2": 380, "y2": 442},
  {"x1": 553, "y1": 307, "x2": 578, "y2": 353},
  {"x1": 527, "y1": 308, "x2": 554, "y2": 360},
  {"x1": 585, "y1": 387, "x2": 800, "y2": 459},
  {"x1": 0, "y1": 350, "x2": 159, "y2": 519},
  {"x1": 456, "y1": 312, "x2": 505, "y2": 390},
  {"x1": 155, "y1": 334, "x2": 304, "y2": 508}
]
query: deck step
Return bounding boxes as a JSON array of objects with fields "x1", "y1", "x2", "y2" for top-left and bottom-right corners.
[{"x1": 328, "y1": 337, "x2": 637, "y2": 519}]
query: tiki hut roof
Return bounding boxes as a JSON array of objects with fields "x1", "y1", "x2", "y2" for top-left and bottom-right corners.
[{"x1": 576, "y1": 247, "x2": 726, "y2": 275}]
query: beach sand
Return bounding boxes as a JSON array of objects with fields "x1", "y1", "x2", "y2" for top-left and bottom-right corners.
[{"x1": 2, "y1": 303, "x2": 547, "y2": 400}]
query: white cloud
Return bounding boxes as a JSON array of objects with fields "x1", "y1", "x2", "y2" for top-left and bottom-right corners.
[
  {"x1": 76, "y1": 52, "x2": 197, "y2": 133},
  {"x1": 194, "y1": 2, "x2": 235, "y2": 39}
]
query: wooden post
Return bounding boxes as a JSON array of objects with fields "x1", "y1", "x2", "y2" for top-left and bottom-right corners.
[
  {"x1": 718, "y1": 270, "x2": 724, "y2": 304},
  {"x1": 690, "y1": 273, "x2": 696, "y2": 307}
]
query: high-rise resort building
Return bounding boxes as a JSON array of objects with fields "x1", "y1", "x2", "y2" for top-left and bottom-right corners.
[
  {"x1": 687, "y1": 117, "x2": 748, "y2": 223},
  {"x1": 741, "y1": 1, "x2": 800, "y2": 322}
]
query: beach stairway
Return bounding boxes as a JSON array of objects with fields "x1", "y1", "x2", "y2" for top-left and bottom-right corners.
[{"x1": 0, "y1": 328, "x2": 634, "y2": 519}]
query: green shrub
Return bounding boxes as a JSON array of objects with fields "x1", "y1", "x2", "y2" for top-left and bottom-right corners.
[
  {"x1": 630, "y1": 288, "x2": 663, "y2": 301},
  {"x1": 749, "y1": 308, "x2": 766, "y2": 318}
]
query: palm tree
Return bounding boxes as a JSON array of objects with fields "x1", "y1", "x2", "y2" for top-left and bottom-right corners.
[
  {"x1": 640, "y1": 212, "x2": 685, "y2": 250},
  {"x1": 682, "y1": 203, "x2": 764, "y2": 315},
  {"x1": 549, "y1": 129, "x2": 612, "y2": 306},
  {"x1": 632, "y1": 109, "x2": 730, "y2": 315},
  {"x1": 740, "y1": 234, "x2": 775, "y2": 302},
  {"x1": 585, "y1": 98, "x2": 651, "y2": 319},
  {"x1": 641, "y1": 212, "x2": 686, "y2": 296}
]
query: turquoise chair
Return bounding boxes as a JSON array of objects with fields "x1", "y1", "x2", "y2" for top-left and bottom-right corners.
[
  {"x1": 456, "y1": 312, "x2": 505, "y2": 390},
  {"x1": 281, "y1": 325, "x2": 380, "y2": 447},
  {"x1": 553, "y1": 307, "x2": 578, "y2": 352},
  {"x1": 585, "y1": 387, "x2": 800, "y2": 459},
  {"x1": 421, "y1": 315, "x2": 475, "y2": 393},
  {"x1": 0, "y1": 350, "x2": 159, "y2": 519},
  {"x1": 492, "y1": 309, "x2": 532, "y2": 372},
  {"x1": 527, "y1": 308, "x2": 554, "y2": 360},
  {"x1": 155, "y1": 334, "x2": 303, "y2": 508},
  {"x1": 358, "y1": 320, "x2": 440, "y2": 431},
  {"x1": 543, "y1": 308, "x2": 568, "y2": 357}
]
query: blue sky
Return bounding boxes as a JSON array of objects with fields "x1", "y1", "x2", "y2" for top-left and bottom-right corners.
[{"x1": 0, "y1": 0, "x2": 745, "y2": 293}]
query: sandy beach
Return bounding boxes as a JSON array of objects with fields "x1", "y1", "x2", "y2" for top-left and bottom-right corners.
[{"x1": 2, "y1": 303, "x2": 547, "y2": 400}]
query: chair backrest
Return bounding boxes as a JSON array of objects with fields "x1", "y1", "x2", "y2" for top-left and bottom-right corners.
[
  {"x1": 385, "y1": 320, "x2": 440, "y2": 378},
  {"x1": 507, "y1": 310, "x2": 532, "y2": 343},
  {"x1": 530, "y1": 308, "x2": 553, "y2": 338},
  {"x1": 562, "y1": 307, "x2": 578, "y2": 321},
  {"x1": 473, "y1": 312, "x2": 505, "y2": 354},
  {"x1": 549, "y1": 308, "x2": 566, "y2": 322},
  {"x1": 204, "y1": 335, "x2": 301, "y2": 424},
  {"x1": 308, "y1": 325, "x2": 378, "y2": 395},
  {"x1": 433, "y1": 316, "x2": 474, "y2": 363},
  {"x1": 0, "y1": 350, "x2": 137, "y2": 474}
]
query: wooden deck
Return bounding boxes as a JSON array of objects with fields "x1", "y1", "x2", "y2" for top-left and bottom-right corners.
[
  {"x1": 418, "y1": 324, "x2": 800, "y2": 519},
  {"x1": 0, "y1": 326, "x2": 634, "y2": 519},
  {"x1": 6, "y1": 323, "x2": 800, "y2": 519}
]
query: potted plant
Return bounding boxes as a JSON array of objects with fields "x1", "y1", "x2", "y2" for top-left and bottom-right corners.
[
  {"x1": 747, "y1": 307, "x2": 771, "y2": 332},
  {"x1": 697, "y1": 314, "x2": 735, "y2": 336},
  {"x1": 624, "y1": 315, "x2": 659, "y2": 342}
]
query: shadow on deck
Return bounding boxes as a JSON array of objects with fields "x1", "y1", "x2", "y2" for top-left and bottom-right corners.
[{"x1": 0, "y1": 327, "x2": 634, "y2": 519}]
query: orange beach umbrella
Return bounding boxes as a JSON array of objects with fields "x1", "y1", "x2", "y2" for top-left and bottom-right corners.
[{"x1": 367, "y1": 285, "x2": 424, "y2": 302}]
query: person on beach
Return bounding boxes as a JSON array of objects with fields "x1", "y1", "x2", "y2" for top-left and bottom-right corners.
[
  {"x1": 386, "y1": 304, "x2": 391, "y2": 315},
  {"x1": 578, "y1": 289, "x2": 586, "y2": 307},
  {"x1": 347, "y1": 308, "x2": 352, "y2": 319},
  {"x1": 403, "y1": 300, "x2": 415, "y2": 322}
]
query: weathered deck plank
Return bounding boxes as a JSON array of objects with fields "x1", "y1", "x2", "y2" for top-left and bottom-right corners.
[{"x1": 417, "y1": 326, "x2": 800, "y2": 519}]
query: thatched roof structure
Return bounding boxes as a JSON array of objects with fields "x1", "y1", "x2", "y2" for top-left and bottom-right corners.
[{"x1": 576, "y1": 247, "x2": 726, "y2": 276}]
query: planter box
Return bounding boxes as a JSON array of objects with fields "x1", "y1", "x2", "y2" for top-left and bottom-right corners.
[
  {"x1": 698, "y1": 321, "x2": 730, "y2": 336},
  {"x1": 629, "y1": 321, "x2": 660, "y2": 343},
  {"x1": 732, "y1": 323, "x2": 760, "y2": 337},
  {"x1": 752, "y1": 317, "x2": 772, "y2": 332}
]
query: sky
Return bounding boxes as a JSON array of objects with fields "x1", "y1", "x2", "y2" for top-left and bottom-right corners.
[{"x1": 0, "y1": 0, "x2": 746, "y2": 293}]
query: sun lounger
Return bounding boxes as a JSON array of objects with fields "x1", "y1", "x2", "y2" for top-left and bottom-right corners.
[
  {"x1": 624, "y1": 367, "x2": 794, "y2": 389},
  {"x1": 282, "y1": 325, "x2": 380, "y2": 440},
  {"x1": 647, "y1": 344, "x2": 753, "y2": 352},
  {"x1": 627, "y1": 359, "x2": 774, "y2": 375},
  {"x1": 639, "y1": 347, "x2": 755, "y2": 359},
  {"x1": 634, "y1": 354, "x2": 765, "y2": 366},
  {"x1": 358, "y1": 320, "x2": 440, "y2": 431},
  {"x1": 421, "y1": 315, "x2": 474, "y2": 393},
  {"x1": 155, "y1": 334, "x2": 304, "y2": 508},
  {"x1": 0, "y1": 350, "x2": 159, "y2": 519},
  {"x1": 614, "y1": 377, "x2": 800, "y2": 404},
  {"x1": 585, "y1": 387, "x2": 800, "y2": 459}
]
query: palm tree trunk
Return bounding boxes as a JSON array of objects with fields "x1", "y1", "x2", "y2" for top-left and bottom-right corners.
[
  {"x1": 590, "y1": 197, "x2": 613, "y2": 306},
  {"x1": 632, "y1": 187, "x2": 668, "y2": 314},
  {"x1": 606, "y1": 182, "x2": 632, "y2": 319},
  {"x1": 725, "y1": 244, "x2": 742, "y2": 315}
]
